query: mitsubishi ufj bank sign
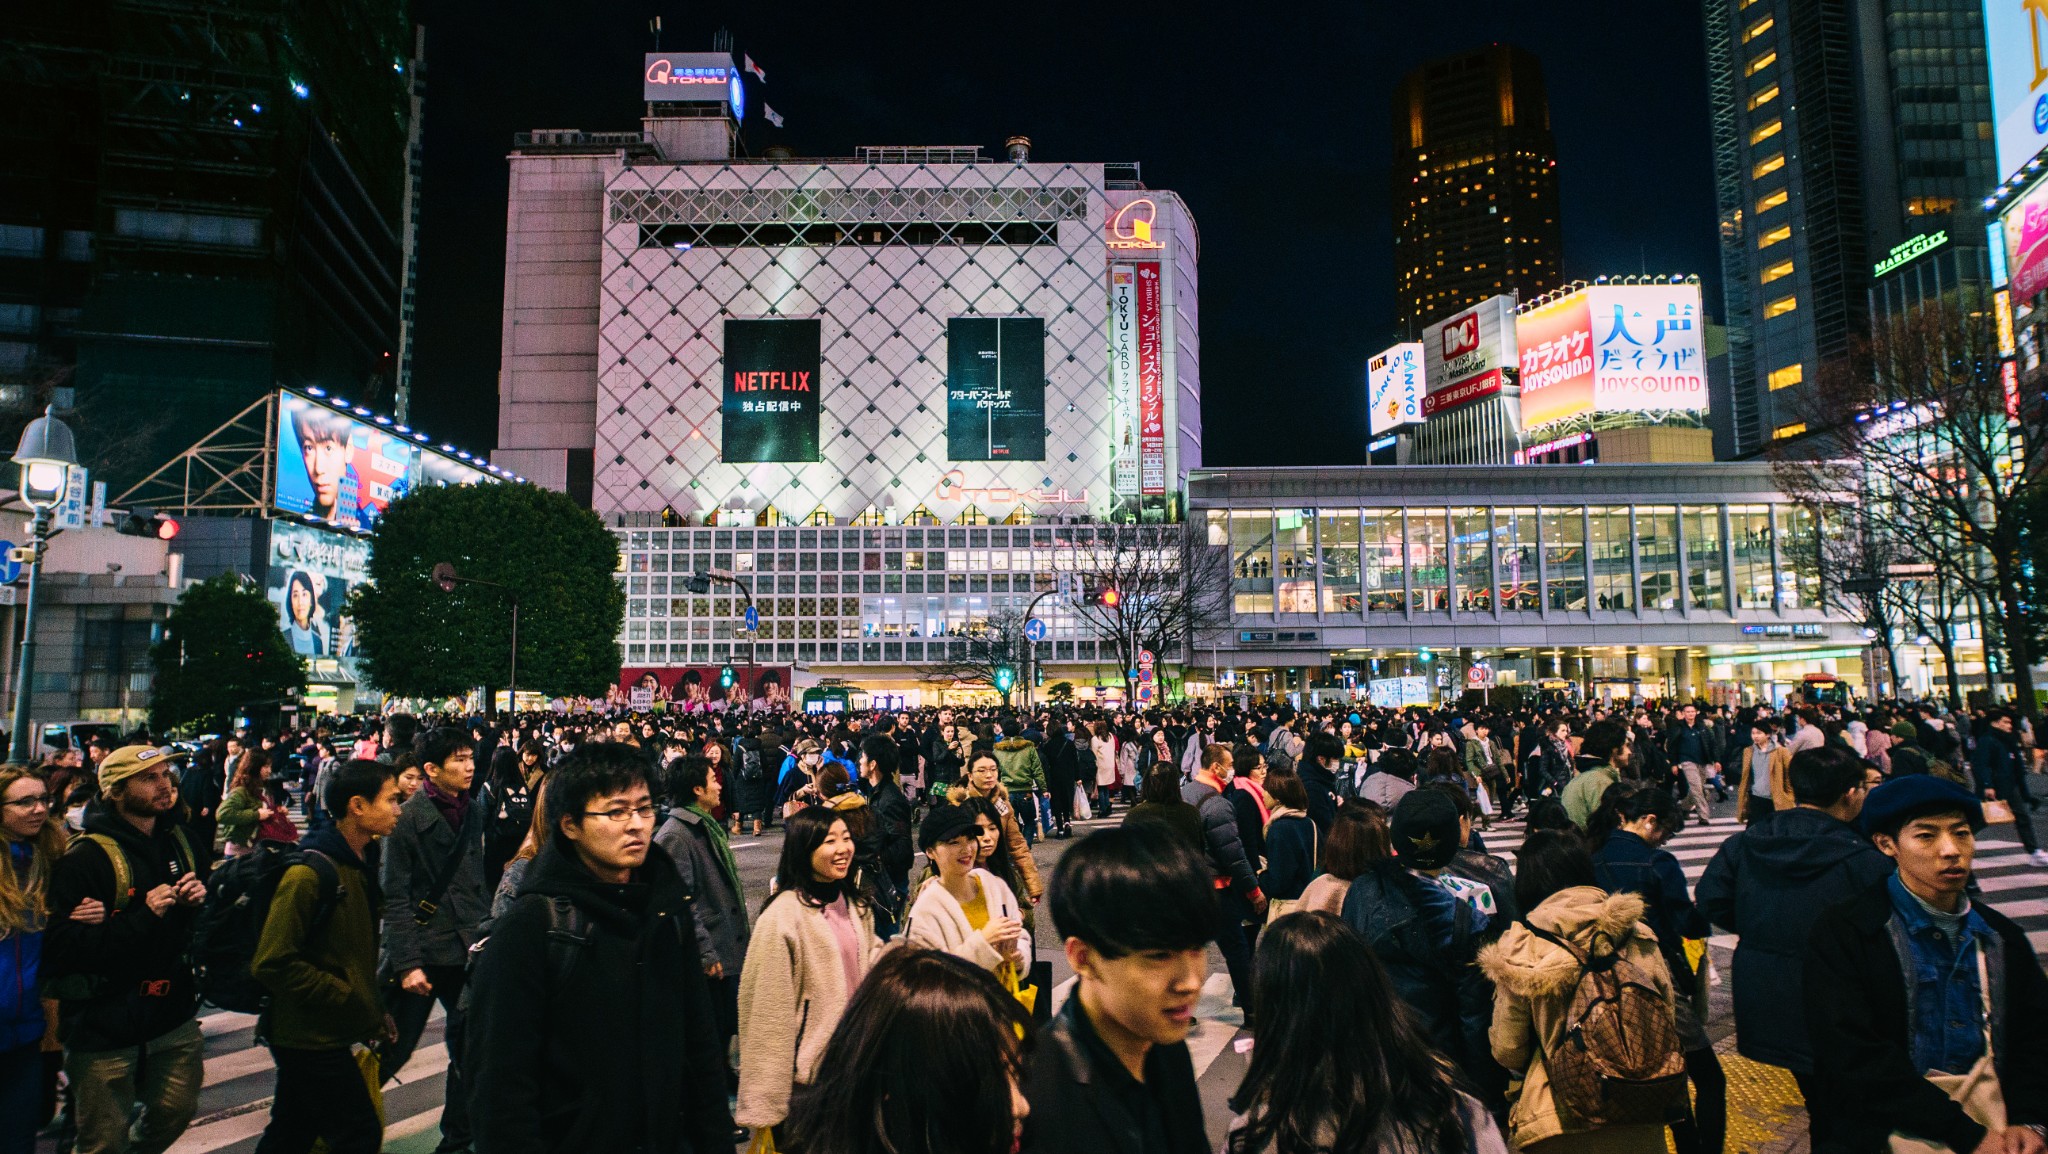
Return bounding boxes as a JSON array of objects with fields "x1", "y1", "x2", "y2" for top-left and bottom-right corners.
[{"x1": 1422, "y1": 294, "x2": 1517, "y2": 396}]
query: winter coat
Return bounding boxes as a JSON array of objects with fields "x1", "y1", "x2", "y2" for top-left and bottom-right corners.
[
  {"x1": 251, "y1": 828, "x2": 383, "y2": 1050},
  {"x1": 1126, "y1": 798, "x2": 1206, "y2": 856},
  {"x1": 380, "y1": 786, "x2": 491, "y2": 975},
  {"x1": 957, "y1": 784, "x2": 1043, "y2": 902},
  {"x1": 899, "y1": 869, "x2": 1026, "y2": 973},
  {"x1": 1019, "y1": 994, "x2": 1209, "y2": 1154},
  {"x1": 1733, "y1": 744, "x2": 1794, "y2": 822},
  {"x1": 466, "y1": 839, "x2": 735, "y2": 1154},
  {"x1": 216, "y1": 785, "x2": 263, "y2": 850},
  {"x1": 1091, "y1": 736, "x2": 1120, "y2": 788},
  {"x1": 1041, "y1": 732, "x2": 1081, "y2": 799},
  {"x1": 651, "y1": 808, "x2": 751, "y2": 973},
  {"x1": 1340, "y1": 863, "x2": 1500, "y2": 1099},
  {"x1": 43, "y1": 803, "x2": 209, "y2": 1051},
  {"x1": 1560, "y1": 762, "x2": 1619, "y2": 830},
  {"x1": 1259, "y1": 809, "x2": 1316, "y2": 901},
  {"x1": 1592, "y1": 829, "x2": 1708, "y2": 984},
  {"x1": 1972, "y1": 728, "x2": 2026, "y2": 796},
  {"x1": 1298, "y1": 757, "x2": 1338, "y2": 839},
  {"x1": 1297, "y1": 873, "x2": 1352, "y2": 917},
  {"x1": 993, "y1": 737, "x2": 1047, "y2": 793},
  {"x1": 1476, "y1": 887, "x2": 1675, "y2": 1152},
  {"x1": 1694, "y1": 806, "x2": 1894, "y2": 1072},
  {"x1": 2, "y1": 841, "x2": 48, "y2": 1051},
  {"x1": 732, "y1": 736, "x2": 776, "y2": 817},
  {"x1": 1802, "y1": 878, "x2": 2048, "y2": 1153},
  {"x1": 735, "y1": 888, "x2": 880, "y2": 1129},
  {"x1": 857, "y1": 776, "x2": 915, "y2": 883},
  {"x1": 1222, "y1": 1091, "x2": 1510, "y2": 1154},
  {"x1": 1181, "y1": 778, "x2": 1259, "y2": 897},
  {"x1": 1228, "y1": 780, "x2": 1269, "y2": 869}
]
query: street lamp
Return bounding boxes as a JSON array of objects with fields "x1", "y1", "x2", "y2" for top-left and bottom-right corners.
[
  {"x1": 10, "y1": 405, "x2": 77, "y2": 760},
  {"x1": 432, "y1": 562, "x2": 519, "y2": 717}
]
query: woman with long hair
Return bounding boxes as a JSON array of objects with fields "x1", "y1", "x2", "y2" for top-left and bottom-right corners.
[
  {"x1": 901, "y1": 803, "x2": 1026, "y2": 976},
  {"x1": 1227, "y1": 911, "x2": 1506, "y2": 1153},
  {"x1": 736, "y1": 807, "x2": 880, "y2": 1142},
  {"x1": 2, "y1": 765, "x2": 67, "y2": 1152},
  {"x1": 785, "y1": 948, "x2": 1031, "y2": 1154},
  {"x1": 215, "y1": 749, "x2": 273, "y2": 854},
  {"x1": 953, "y1": 749, "x2": 1043, "y2": 905}
]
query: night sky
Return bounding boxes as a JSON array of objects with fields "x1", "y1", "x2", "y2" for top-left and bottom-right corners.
[{"x1": 408, "y1": 0, "x2": 1719, "y2": 467}]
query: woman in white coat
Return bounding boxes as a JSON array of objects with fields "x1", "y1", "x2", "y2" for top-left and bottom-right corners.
[{"x1": 900, "y1": 803, "x2": 1027, "y2": 976}]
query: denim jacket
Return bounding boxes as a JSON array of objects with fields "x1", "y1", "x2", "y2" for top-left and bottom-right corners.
[{"x1": 1886, "y1": 873, "x2": 1994, "y2": 1075}]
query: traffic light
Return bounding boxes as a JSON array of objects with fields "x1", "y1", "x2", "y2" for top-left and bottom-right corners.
[
  {"x1": 683, "y1": 573, "x2": 712, "y2": 594},
  {"x1": 116, "y1": 509, "x2": 180, "y2": 540},
  {"x1": 1097, "y1": 585, "x2": 1121, "y2": 608},
  {"x1": 993, "y1": 665, "x2": 1015, "y2": 694},
  {"x1": 719, "y1": 663, "x2": 736, "y2": 689}
]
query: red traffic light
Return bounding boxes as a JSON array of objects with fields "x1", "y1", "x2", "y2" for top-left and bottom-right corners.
[
  {"x1": 1099, "y1": 587, "x2": 1121, "y2": 608},
  {"x1": 154, "y1": 517, "x2": 180, "y2": 541}
]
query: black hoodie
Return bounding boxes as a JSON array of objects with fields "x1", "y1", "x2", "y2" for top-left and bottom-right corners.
[
  {"x1": 44, "y1": 800, "x2": 212, "y2": 1050},
  {"x1": 1695, "y1": 806, "x2": 1894, "y2": 1072},
  {"x1": 466, "y1": 837, "x2": 734, "y2": 1154}
]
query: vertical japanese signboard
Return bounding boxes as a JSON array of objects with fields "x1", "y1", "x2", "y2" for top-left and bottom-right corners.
[
  {"x1": 1108, "y1": 268, "x2": 1139, "y2": 495},
  {"x1": 1136, "y1": 262, "x2": 1166, "y2": 494},
  {"x1": 1367, "y1": 343, "x2": 1426, "y2": 436},
  {"x1": 1516, "y1": 294, "x2": 1596, "y2": 428},
  {"x1": 946, "y1": 317, "x2": 1046, "y2": 460},
  {"x1": 722, "y1": 318, "x2": 821, "y2": 463}
]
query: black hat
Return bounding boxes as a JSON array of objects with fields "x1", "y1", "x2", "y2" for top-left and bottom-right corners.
[
  {"x1": 1859, "y1": 775, "x2": 1983, "y2": 839},
  {"x1": 917, "y1": 803, "x2": 983, "y2": 852},
  {"x1": 1390, "y1": 789, "x2": 1462, "y2": 870}
]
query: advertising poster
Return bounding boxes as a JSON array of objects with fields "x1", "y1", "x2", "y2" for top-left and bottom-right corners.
[
  {"x1": 1421, "y1": 368, "x2": 1505, "y2": 418},
  {"x1": 612, "y1": 665, "x2": 794, "y2": 712},
  {"x1": 1587, "y1": 285, "x2": 1707, "y2": 411},
  {"x1": 1515, "y1": 294, "x2": 1596, "y2": 429},
  {"x1": 1136, "y1": 262, "x2": 1166, "y2": 494},
  {"x1": 2002, "y1": 171, "x2": 2048, "y2": 302},
  {"x1": 1108, "y1": 268, "x2": 1140, "y2": 495},
  {"x1": 1984, "y1": 0, "x2": 2048, "y2": 183},
  {"x1": 722, "y1": 318, "x2": 821, "y2": 463},
  {"x1": 1422, "y1": 294, "x2": 1517, "y2": 395},
  {"x1": 267, "y1": 521, "x2": 369, "y2": 681},
  {"x1": 275, "y1": 392, "x2": 416, "y2": 532},
  {"x1": 417, "y1": 451, "x2": 491, "y2": 490},
  {"x1": 1367, "y1": 343, "x2": 1425, "y2": 436},
  {"x1": 946, "y1": 317, "x2": 1046, "y2": 460}
]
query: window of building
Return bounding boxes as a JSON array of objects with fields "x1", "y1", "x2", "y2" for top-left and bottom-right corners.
[
  {"x1": 1363, "y1": 510, "x2": 1404, "y2": 614},
  {"x1": 1729, "y1": 504, "x2": 1775, "y2": 609},
  {"x1": 1452, "y1": 507, "x2": 1492, "y2": 614},
  {"x1": 1410, "y1": 510, "x2": 1449, "y2": 613},
  {"x1": 1768, "y1": 363, "x2": 1804, "y2": 390},
  {"x1": 1275, "y1": 510, "x2": 1315, "y2": 612},
  {"x1": 1682, "y1": 506, "x2": 1727, "y2": 612},
  {"x1": 1496, "y1": 506, "x2": 1539, "y2": 612},
  {"x1": 1752, "y1": 152, "x2": 1785, "y2": 179},
  {"x1": 1319, "y1": 511, "x2": 1361, "y2": 614},
  {"x1": 1756, "y1": 188, "x2": 1788, "y2": 213},
  {"x1": 1764, "y1": 294, "x2": 1798, "y2": 318},
  {"x1": 1589, "y1": 507, "x2": 1633, "y2": 612},
  {"x1": 1230, "y1": 510, "x2": 1274, "y2": 615},
  {"x1": 1541, "y1": 506, "x2": 1587, "y2": 612},
  {"x1": 1773, "y1": 421, "x2": 1807, "y2": 440},
  {"x1": 1761, "y1": 259, "x2": 1795, "y2": 284},
  {"x1": 1750, "y1": 119, "x2": 1782, "y2": 145},
  {"x1": 1749, "y1": 83, "x2": 1780, "y2": 111},
  {"x1": 1759, "y1": 224, "x2": 1792, "y2": 249},
  {"x1": 1638, "y1": 507, "x2": 1681, "y2": 611},
  {"x1": 1746, "y1": 51, "x2": 1777, "y2": 77},
  {"x1": 1906, "y1": 196, "x2": 1959, "y2": 216},
  {"x1": 1777, "y1": 504, "x2": 1822, "y2": 608},
  {"x1": 1744, "y1": 15, "x2": 1774, "y2": 41}
]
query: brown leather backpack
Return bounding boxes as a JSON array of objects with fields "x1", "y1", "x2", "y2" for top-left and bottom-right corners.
[{"x1": 1527, "y1": 925, "x2": 1689, "y2": 1127}]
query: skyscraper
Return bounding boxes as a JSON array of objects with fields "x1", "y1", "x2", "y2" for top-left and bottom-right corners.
[
  {"x1": 1391, "y1": 45, "x2": 1564, "y2": 338},
  {"x1": 1703, "y1": 0, "x2": 1996, "y2": 457}
]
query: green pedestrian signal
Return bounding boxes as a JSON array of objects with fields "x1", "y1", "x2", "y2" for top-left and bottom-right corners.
[
  {"x1": 993, "y1": 665, "x2": 1015, "y2": 693},
  {"x1": 720, "y1": 663, "x2": 736, "y2": 689}
]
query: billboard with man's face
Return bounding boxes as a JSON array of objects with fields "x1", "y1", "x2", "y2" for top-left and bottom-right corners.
[{"x1": 275, "y1": 392, "x2": 414, "y2": 531}]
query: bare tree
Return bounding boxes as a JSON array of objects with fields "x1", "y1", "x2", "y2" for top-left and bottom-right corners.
[
  {"x1": 1052, "y1": 523, "x2": 1231, "y2": 703},
  {"x1": 916, "y1": 607, "x2": 1031, "y2": 705},
  {"x1": 1773, "y1": 293, "x2": 2046, "y2": 714}
]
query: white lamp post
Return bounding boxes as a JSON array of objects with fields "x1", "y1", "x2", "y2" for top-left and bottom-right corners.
[{"x1": 11, "y1": 405, "x2": 77, "y2": 760}]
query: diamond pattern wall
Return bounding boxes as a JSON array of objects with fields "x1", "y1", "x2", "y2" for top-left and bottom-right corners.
[{"x1": 595, "y1": 159, "x2": 1132, "y2": 522}]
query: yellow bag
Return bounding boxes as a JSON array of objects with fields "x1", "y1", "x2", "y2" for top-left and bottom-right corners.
[
  {"x1": 1000, "y1": 960, "x2": 1038, "y2": 1017},
  {"x1": 309, "y1": 1045, "x2": 385, "y2": 1154},
  {"x1": 747, "y1": 1126, "x2": 779, "y2": 1154}
]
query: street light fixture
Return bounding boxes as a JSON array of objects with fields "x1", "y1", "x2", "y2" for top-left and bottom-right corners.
[
  {"x1": 10, "y1": 405, "x2": 78, "y2": 759},
  {"x1": 431, "y1": 562, "x2": 520, "y2": 717}
]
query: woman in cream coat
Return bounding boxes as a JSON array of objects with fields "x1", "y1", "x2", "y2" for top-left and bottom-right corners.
[{"x1": 900, "y1": 803, "x2": 1027, "y2": 975}]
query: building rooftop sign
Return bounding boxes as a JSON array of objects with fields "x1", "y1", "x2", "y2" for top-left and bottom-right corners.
[
  {"x1": 1872, "y1": 230, "x2": 1948, "y2": 278},
  {"x1": 643, "y1": 52, "x2": 742, "y2": 113}
]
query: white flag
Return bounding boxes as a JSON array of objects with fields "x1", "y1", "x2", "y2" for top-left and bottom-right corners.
[
  {"x1": 744, "y1": 54, "x2": 766, "y2": 83},
  {"x1": 764, "y1": 104, "x2": 784, "y2": 128}
]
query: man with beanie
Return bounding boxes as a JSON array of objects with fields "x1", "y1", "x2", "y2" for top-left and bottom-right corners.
[
  {"x1": 1803, "y1": 777, "x2": 2048, "y2": 1154},
  {"x1": 43, "y1": 746, "x2": 212, "y2": 1154},
  {"x1": 1340, "y1": 789, "x2": 1504, "y2": 1110}
]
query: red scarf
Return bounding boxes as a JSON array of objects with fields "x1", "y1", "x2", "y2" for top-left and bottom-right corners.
[{"x1": 1232, "y1": 776, "x2": 1271, "y2": 827}]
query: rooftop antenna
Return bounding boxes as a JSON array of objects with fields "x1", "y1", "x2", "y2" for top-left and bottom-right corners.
[
  {"x1": 649, "y1": 14, "x2": 661, "y2": 50},
  {"x1": 713, "y1": 26, "x2": 733, "y2": 52}
]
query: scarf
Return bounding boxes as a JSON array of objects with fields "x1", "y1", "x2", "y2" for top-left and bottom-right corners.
[
  {"x1": 688, "y1": 803, "x2": 742, "y2": 897},
  {"x1": 1264, "y1": 804, "x2": 1305, "y2": 835},
  {"x1": 1233, "y1": 777, "x2": 1272, "y2": 828},
  {"x1": 422, "y1": 778, "x2": 470, "y2": 830}
]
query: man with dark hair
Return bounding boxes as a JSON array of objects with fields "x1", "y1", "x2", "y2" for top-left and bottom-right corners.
[
  {"x1": 469, "y1": 744, "x2": 735, "y2": 1154},
  {"x1": 376, "y1": 714, "x2": 419, "y2": 766},
  {"x1": 1973, "y1": 708, "x2": 2048, "y2": 865},
  {"x1": 1299, "y1": 732, "x2": 1344, "y2": 838},
  {"x1": 1022, "y1": 823, "x2": 1213, "y2": 1154},
  {"x1": 1561, "y1": 719, "x2": 1630, "y2": 829},
  {"x1": 1181, "y1": 742, "x2": 1264, "y2": 1023},
  {"x1": 653, "y1": 756, "x2": 750, "y2": 1092},
  {"x1": 252, "y1": 760, "x2": 401, "y2": 1154},
  {"x1": 1664, "y1": 702, "x2": 1716, "y2": 826},
  {"x1": 377, "y1": 726, "x2": 485, "y2": 1151},
  {"x1": 1697, "y1": 743, "x2": 1891, "y2": 1146},
  {"x1": 1803, "y1": 777, "x2": 2048, "y2": 1154}
]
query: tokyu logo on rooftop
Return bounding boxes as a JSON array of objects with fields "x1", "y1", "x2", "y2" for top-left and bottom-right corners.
[{"x1": 1107, "y1": 199, "x2": 1165, "y2": 250}]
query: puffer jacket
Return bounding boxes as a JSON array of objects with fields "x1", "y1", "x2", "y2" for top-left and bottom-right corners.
[
  {"x1": 992, "y1": 737, "x2": 1047, "y2": 793},
  {"x1": 1476, "y1": 887, "x2": 1677, "y2": 1151},
  {"x1": 1340, "y1": 863, "x2": 1501, "y2": 1103}
]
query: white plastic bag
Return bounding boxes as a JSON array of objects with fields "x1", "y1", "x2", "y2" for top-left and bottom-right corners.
[{"x1": 1476, "y1": 781, "x2": 1496, "y2": 816}]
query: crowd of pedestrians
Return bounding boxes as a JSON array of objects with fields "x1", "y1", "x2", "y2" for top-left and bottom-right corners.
[{"x1": 0, "y1": 690, "x2": 2043, "y2": 1153}]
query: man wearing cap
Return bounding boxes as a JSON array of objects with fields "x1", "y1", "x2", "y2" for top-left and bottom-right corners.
[
  {"x1": 1803, "y1": 777, "x2": 2048, "y2": 1154},
  {"x1": 43, "y1": 745, "x2": 212, "y2": 1154}
]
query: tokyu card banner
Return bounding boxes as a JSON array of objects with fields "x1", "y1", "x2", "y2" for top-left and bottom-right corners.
[
  {"x1": 1368, "y1": 343, "x2": 1425, "y2": 436},
  {"x1": 2001, "y1": 170, "x2": 2048, "y2": 302},
  {"x1": 1108, "y1": 267, "x2": 1140, "y2": 495},
  {"x1": 947, "y1": 317, "x2": 1046, "y2": 460},
  {"x1": 1516, "y1": 284, "x2": 1706, "y2": 428},
  {"x1": 722, "y1": 318, "x2": 821, "y2": 462},
  {"x1": 267, "y1": 520, "x2": 368, "y2": 680},
  {"x1": 1136, "y1": 262, "x2": 1166, "y2": 494}
]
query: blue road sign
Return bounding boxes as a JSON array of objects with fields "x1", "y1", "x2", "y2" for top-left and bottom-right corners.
[
  {"x1": 1024, "y1": 617, "x2": 1048, "y2": 642},
  {"x1": 743, "y1": 605, "x2": 759, "y2": 632},
  {"x1": 0, "y1": 543, "x2": 19, "y2": 585}
]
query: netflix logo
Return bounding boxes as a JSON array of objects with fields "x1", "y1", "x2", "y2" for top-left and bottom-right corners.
[{"x1": 730, "y1": 370, "x2": 812, "y2": 392}]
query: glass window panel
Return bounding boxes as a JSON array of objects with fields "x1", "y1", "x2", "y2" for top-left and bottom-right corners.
[
  {"x1": 1230, "y1": 510, "x2": 1274, "y2": 615},
  {"x1": 1638, "y1": 506, "x2": 1680, "y2": 610},
  {"x1": 1542, "y1": 506, "x2": 1587, "y2": 611},
  {"x1": 1452, "y1": 507, "x2": 1492, "y2": 613},
  {"x1": 1363, "y1": 511, "x2": 1404, "y2": 615},
  {"x1": 1730, "y1": 505, "x2": 1775, "y2": 609},
  {"x1": 1779, "y1": 504, "x2": 1822, "y2": 608},
  {"x1": 1319, "y1": 511, "x2": 1361, "y2": 613},
  {"x1": 1589, "y1": 506, "x2": 1634, "y2": 611},
  {"x1": 1276, "y1": 509, "x2": 1315, "y2": 612},
  {"x1": 1409, "y1": 509, "x2": 1449, "y2": 613},
  {"x1": 1682, "y1": 506, "x2": 1727, "y2": 611},
  {"x1": 1497, "y1": 506, "x2": 1539, "y2": 611}
]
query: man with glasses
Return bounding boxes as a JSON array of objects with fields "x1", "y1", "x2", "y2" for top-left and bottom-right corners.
[
  {"x1": 43, "y1": 745, "x2": 210, "y2": 1154},
  {"x1": 377, "y1": 726, "x2": 487, "y2": 1153},
  {"x1": 468, "y1": 743, "x2": 736, "y2": 1154}
]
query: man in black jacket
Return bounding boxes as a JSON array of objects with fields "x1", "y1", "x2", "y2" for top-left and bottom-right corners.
[
  {"x1": 1803, "y1": 776, "x2": 2048, "y2": 1154},
  {"x1": 467, "y1": 743, "x2": 735, "y2": 1154},
  {"x1": 1297, "y1": 732, "x2": 1342, "y2": 839},
  {"x1": 1181, "y1": 742, "x2": 1265, "y2": 1022},
  {"x1": 856, "y1": 735, "x2": 914, "y2": 910},
  {"x1": 44, "y1": 745, "x2": 211, "y2": 1154},
  {"x1": 1021, "y1": 823, "x2": 1211, "y2": 1154},
  {"x1": 1696, "y1": 743, "x2": 1891, "y2": 1146}
]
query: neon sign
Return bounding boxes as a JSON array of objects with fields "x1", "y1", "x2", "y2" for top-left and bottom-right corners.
[
  {"x1": 935, "y1": 470, "x2": 1089, "y2": 505},
  {"x1": 1872, "y1": 230, "x2": 1948, "y2": 277},
  {"x1": 1107, "y1": 199, "x2": 1165, "y2": 250}
]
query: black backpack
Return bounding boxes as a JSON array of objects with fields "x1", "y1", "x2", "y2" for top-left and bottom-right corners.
[
  {"x1": 736, "y1": 741, "x2": 765, "y2": 783},
  {"x1": 191, "y1": 841, "x2": 342, "y2": 1014}
]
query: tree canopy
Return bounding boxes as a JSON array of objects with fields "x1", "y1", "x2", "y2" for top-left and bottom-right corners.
[
  {"x1": 350, "y1": 482, "x2": 624, "y2": 701},
  {"x1": 150, "y1": 573, "x2": 306, "y2": 733}
]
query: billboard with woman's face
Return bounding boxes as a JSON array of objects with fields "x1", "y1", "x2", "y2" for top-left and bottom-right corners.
[
  {"x1": 610, "y1": 665, "x2": 794, "y2": 712},
  {"x1": 268, "y1": 521, "x2": 369, "y2": 681}
]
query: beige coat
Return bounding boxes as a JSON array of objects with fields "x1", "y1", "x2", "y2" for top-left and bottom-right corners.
[
  {"x1": 1733, "y1": 744, "x2": 1794, "y2": 821},
  {"x1": 735, "y1": 890, "x2": 879, "y2": 1129},
  {"x1": 1475, "y1": 887, "x2": 1676, "y2": 1153},
  {"x1": 1296, "y1": 873, "x2": 1353, "y2": 917},
  {"x1": 900, "y1": 869, "x2": 1026, "y2": 973}
]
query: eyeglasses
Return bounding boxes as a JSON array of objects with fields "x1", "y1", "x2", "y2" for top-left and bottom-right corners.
[
  {"x1": 3, "y1": 794, "x2": 51, "y2": 809},
  {"x1": 581, "y1": 803, "x2": 658, "y2": 823}
]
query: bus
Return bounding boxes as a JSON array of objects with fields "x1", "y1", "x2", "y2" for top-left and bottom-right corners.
[{"x1": 1798, "y1": 673, "x2": 1853, "y2": 708}]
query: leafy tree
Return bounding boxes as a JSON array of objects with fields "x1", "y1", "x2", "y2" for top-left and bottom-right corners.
[
  {"x1": 350, "y1": 482, "x2": 624, "y2": 704},
  {"x1": 151, "y1": 574, "x2": 306, "y2": 733},
  {"x1": 1047, "y1": 680, "x2": 1075, "y2": 702}
]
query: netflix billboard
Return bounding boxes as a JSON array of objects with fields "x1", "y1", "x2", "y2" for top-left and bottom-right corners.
[{"x1": 721, "y1": 318, "x2": 821, "y2": 463}]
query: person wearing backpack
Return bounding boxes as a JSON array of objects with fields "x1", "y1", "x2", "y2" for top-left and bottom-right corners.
[
  {"x1": 732, "y1": 723, "x2": 774, "y2": 836},
  {"x1": 42, "y1": 746, "x2": 211, "y2": 1154},
  {"x1": 249, "y1": 759, "x2": 402, "y2": 1154},
  {"x1": 1478, "y1": 830, "x2": 1685, "y2": 1153},
  {"x1": 376, "y1": 726, "x2": 487, "y2": 1153},
  {"x1": 467, "y1": 741, "x2": 736, "y2": 1154}
]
